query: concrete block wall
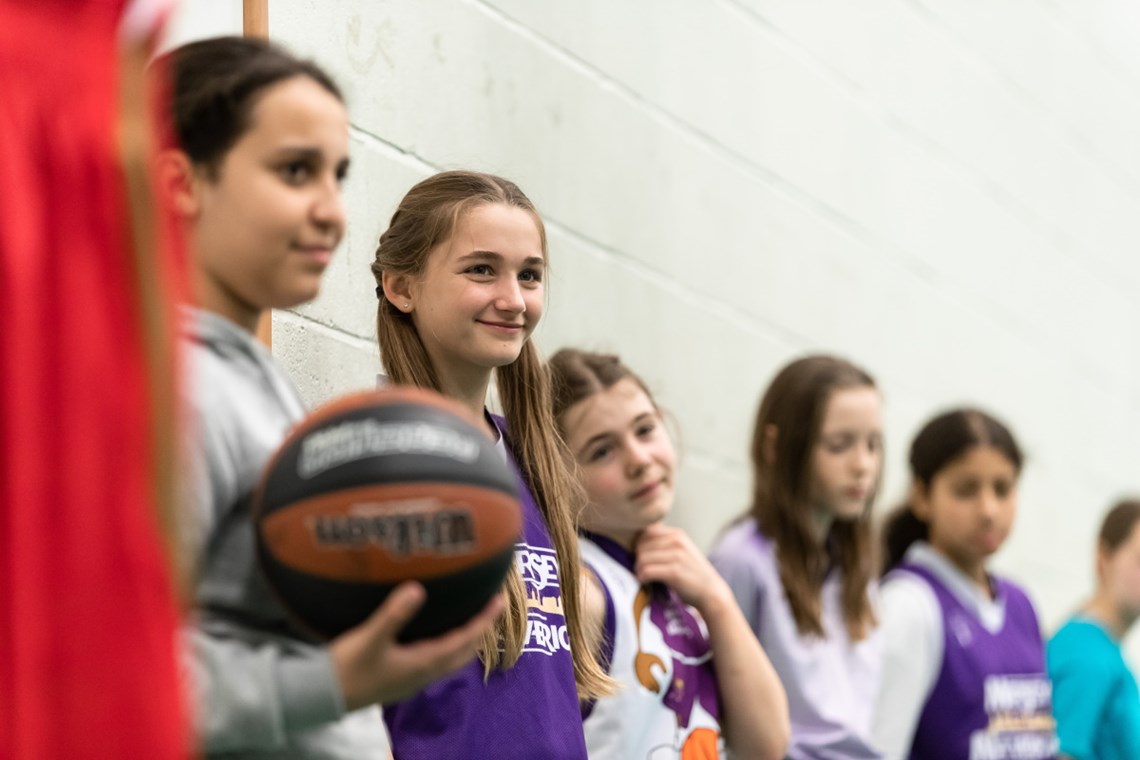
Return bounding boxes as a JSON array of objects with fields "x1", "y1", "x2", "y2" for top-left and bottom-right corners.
[{"x1": 174, "y1": 2, "x2": 1140, "y2": 652}]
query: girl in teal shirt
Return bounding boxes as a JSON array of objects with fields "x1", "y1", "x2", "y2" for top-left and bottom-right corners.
[{"x1": 1048, "y1": 499, "x2": 1140, "y2": 760}]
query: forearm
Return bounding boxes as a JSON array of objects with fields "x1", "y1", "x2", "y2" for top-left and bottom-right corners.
[
  {"x1": 699, "y1": 590, "x2": 789, "y2": 760},
  {"x1": 187, "y1": 626, "x2": 345, "y2": 752}
]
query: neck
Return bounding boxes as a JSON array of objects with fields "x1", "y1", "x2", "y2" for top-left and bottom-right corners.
[
  {"x1": 193, "y1": 267, "x2": 261, "y2": 334},
  {"x1": 1083, "y1": 592, "x2": 1134, "y2": 640},
  {"x1": 584, "y1": 525, "x2": 637, "y2": 554},
  {"x1": 435, "y1": 366, "x2": 493, "y2": 433},
  {"x1": 810, "y1": 507, "x2": 834, "y2": 546},
  {"x1": 937, "y1": 547, "x2": 992, "y2": 599}
]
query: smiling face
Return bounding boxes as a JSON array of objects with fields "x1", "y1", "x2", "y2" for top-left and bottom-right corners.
[
  {"x1": 560, "y1": 378, "x2": 676, "y2": 550},
  {"x1": 401, "y1": 202, "x2": 545, "y2": 391},
  {"x1": 807, "y1": 385, "x2": 884, "y2": 523},
  {"x1": 916, "y1": 445, "x2": 1019, "y2": 580},
  {"x1": 185, "y1": 75, "x2": 349, "y2": 331}
]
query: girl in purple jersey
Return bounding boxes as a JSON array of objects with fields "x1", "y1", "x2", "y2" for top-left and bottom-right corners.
[
  {"x1": 875, "y1": 409, "x2": 1058, "y2": 760},
  {"x1": 370, "y1": 172, "x2": 611, "y2": 759},
  {"x1": 549, "y1": 349, "x2": 789, "y2": 760},
  {"x1": 708, "y1": 355, "x2": 885, "y2": 760}
]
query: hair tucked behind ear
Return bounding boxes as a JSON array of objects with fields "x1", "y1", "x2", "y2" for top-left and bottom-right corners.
[{"x1": 371, "y1": 171, "x2": 612, "y2": 699}]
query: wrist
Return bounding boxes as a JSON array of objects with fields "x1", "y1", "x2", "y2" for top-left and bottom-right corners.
[{"x1": 692, "y1": 579, "x2": 734, "y2": 621}]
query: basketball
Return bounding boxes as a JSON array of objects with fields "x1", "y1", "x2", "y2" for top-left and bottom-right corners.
[{"x1": 253, "y1": 386, "x2": 522, "y2": 642}]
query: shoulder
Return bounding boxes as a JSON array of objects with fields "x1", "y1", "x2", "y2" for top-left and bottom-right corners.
[
  {"x1": 710, "y1": 521, "x2": 776, "y2": 585},
  {"x1": 1049, "y1": 619, "x2": 1121, "y2": 671},
  {"x1": 881, "y1": 571, "x2": 942, "y2": 632},
  {"x1": 994, "y1": 576, "x2": 1036, "y2": 608},
  {"x1": 709, "y1": 519, "x2": 772, "y2": 565},
  {"x1": 993, "y1": 576, "x2": 1045, "y2": 632}
]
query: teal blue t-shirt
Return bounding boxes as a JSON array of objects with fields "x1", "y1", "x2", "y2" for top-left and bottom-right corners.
[{"x1": 1047, "y1": 617, "x2": 1140, "y2": 760}]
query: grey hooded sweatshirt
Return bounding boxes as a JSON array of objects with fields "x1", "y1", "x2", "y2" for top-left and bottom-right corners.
[{"x1": 181, "y1": 307, "x2": 388, "y2": 758}]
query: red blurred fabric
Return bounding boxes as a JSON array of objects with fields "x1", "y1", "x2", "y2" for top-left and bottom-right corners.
[{"x1": 0, "y1": 1, "x2": 188, "y2": 757}]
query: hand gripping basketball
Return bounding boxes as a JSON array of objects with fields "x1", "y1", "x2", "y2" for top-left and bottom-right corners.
[{"x1": 253, "y1": 386, "x2": 522, "y2": 642}]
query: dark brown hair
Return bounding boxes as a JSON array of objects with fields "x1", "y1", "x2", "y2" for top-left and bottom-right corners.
[
  {"x1": 1098, "y1": 499, "x2": 1140, "y2": 555},
  {"x1": 881, "y1": 408, "x2": 1023, "y2": 575},
  {"x1": 370, "y1": 171, "x2": 610, "y2": 699},
  {"x1": 167, "y1": 36, "x2": 342, "y2": 171},
  {"x1": 746, "y1": 355, "x2": 880, "y2": 640}
]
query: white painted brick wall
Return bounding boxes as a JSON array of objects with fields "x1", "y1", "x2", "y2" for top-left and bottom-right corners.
[{"x1": 177, "y1": 2, "x2": 1140, "y2": 657}]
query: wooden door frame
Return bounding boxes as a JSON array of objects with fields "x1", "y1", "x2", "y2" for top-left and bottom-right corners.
[{"x1": 244, "y1": 0, "x2": 273, "y2": 346}]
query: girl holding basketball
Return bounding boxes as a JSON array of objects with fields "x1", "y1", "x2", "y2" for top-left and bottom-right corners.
[
  {"x1": 166, "y1": 37, "x2": 500, "y2": 758},
  {"x1": 1048, "y1": 499, "x2": 1140, "y2": 760},
  {"x1": 873, "y1": 409, "x2": 1058, "y2": 760},
  {"x1": 371, "y1": 172, "x2": 611, "y2": 758},
  {"x1": 548, "y1": 348, "x2": 789, "y2": 760},
  {"x1": 708, "y1": 355, "x2": 885, "y2": 760}
]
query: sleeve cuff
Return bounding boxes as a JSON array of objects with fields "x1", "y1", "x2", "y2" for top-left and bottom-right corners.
[{"x1": 275, "y1": 648, "x2": 346, "y2": 732}]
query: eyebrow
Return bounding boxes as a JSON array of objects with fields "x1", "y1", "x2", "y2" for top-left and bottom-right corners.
[
  {"x1": 576, "y1": 411, "x2": 654, "y2": 457},
  {"x1": 457, "y1": 250, "x2": 545, "y2": 267},
  {"x1": 271, "y1": 146, "x2": 351, "y2": 167}
]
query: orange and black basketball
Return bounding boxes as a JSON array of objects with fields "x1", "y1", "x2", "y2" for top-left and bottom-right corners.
[{"x1": 253, "y1": 386, "x2": 521, "y2": 642}]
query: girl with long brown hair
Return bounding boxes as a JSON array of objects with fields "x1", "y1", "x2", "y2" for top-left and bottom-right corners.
[
  {"x1": 371, "y1": 171, "x2": 610, "y2": 758},
  {"x1": 708, "y1": 355, "x2": 885, "y2": 760}
]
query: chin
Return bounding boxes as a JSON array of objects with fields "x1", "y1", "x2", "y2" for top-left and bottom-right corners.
[
  {"x1": 275, "y1": 283, "x2": 322, "y2": 309},
  {"x1": 834, "y1": 504, "x2": 867, "y2": 522},
  {"x1": 476, "y1": 347, "x2": 526, "y2": 368}
]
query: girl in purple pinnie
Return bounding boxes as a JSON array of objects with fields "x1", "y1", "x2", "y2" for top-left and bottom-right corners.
[
  {"x1": 874, "y1": 409, "x2": 1059, "y2": 760},
  {"x1": 371, "y1": 172, "x2": 611, "y2": 760},
  {"x1": 549, "y1": 349, "x2": 789, "y2": 760}
]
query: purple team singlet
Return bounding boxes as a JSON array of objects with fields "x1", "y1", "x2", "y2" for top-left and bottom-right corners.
[
  {"x1": 579, "y1": 532, "x2": 722, "y2": 759},
  {"x1": 382, "y1": 416, "x2": 586, "y2": 760},
  {"x1": 895, "y1": 563, "x2": 1058, "y2": 760}
]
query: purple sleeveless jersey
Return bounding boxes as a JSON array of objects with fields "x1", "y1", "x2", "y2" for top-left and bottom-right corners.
[
  {"x1": 580, "y1": 531, "x2": 722, "y2": 757},
  {"x1": 382, "y1": 417, "x2": 586, "y2": 760},
  {"x1": 896, "y1": 563, "x2": 1058, "y2": 760}
]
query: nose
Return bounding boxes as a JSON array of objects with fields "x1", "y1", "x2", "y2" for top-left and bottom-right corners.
[
  {"x1": 624, "y1": 439, "x2": 652, "y2": 477},
  {"x1": 311, "y1": 174, "x2": 347, "y2": 239},
  {"x1": 977, "y1": 489, "x2": 999, "y2": 523},
  {"x1": 850, "y1": 442, "x2": 874, "y2": 476},
  {"x1": 494, "y1": 277, "x2": 526, "y2": 315}
]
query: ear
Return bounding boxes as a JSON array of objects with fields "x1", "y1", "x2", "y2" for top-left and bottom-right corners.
[
  {"x1": 381, "y1": 271, "x2": 415, "y2": 314},
  {"x1": 1095, "y1": 544, "x2": 1110, "y2": 585},
  {"x1": 155, "y1": 149, "x2": 201, "y2": 219},
  {"x1": 762, "y1": 424, "x2": 778, "y2": 465},
  {"x1": 910, "y1": 481, "x2": 931, "y2": 521}
]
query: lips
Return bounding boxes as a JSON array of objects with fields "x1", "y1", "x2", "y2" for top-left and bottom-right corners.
[
  {"x1": 477, "y1": 320, "x2": 525, "y2": 333},
  {"x1": 293, "y1": 244, "x2": 335, "y2": 266},
  {"x1": 630, "y1": 479, "x2": 664, "y2": 501}
]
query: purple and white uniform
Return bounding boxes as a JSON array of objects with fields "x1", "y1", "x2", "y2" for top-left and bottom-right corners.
[
  {"x1": 381, "y1": 416, "x2": 586, "y2": 760},
  {"x1": 709, "y1": 519, "x2": 882, "y2": 760},
  {"x1": 580, "y1": 532, "x2": 723, "y2": 760},
  {"x1": 875, "y1": 543, "x2": 1057, "y2": 760}
]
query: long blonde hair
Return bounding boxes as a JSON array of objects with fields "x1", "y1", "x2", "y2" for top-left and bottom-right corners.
[{"x1": 370, "y1": 170, "x2": 611, "y2": 699}]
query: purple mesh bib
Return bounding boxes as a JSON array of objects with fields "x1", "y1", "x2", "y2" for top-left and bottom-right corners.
[
  {"x1": 382, "y1": 417, "x2": 586, "y2": 759},
  {"x1": 896, "y1": 563, "x2": 1057, "y2": 760}
]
